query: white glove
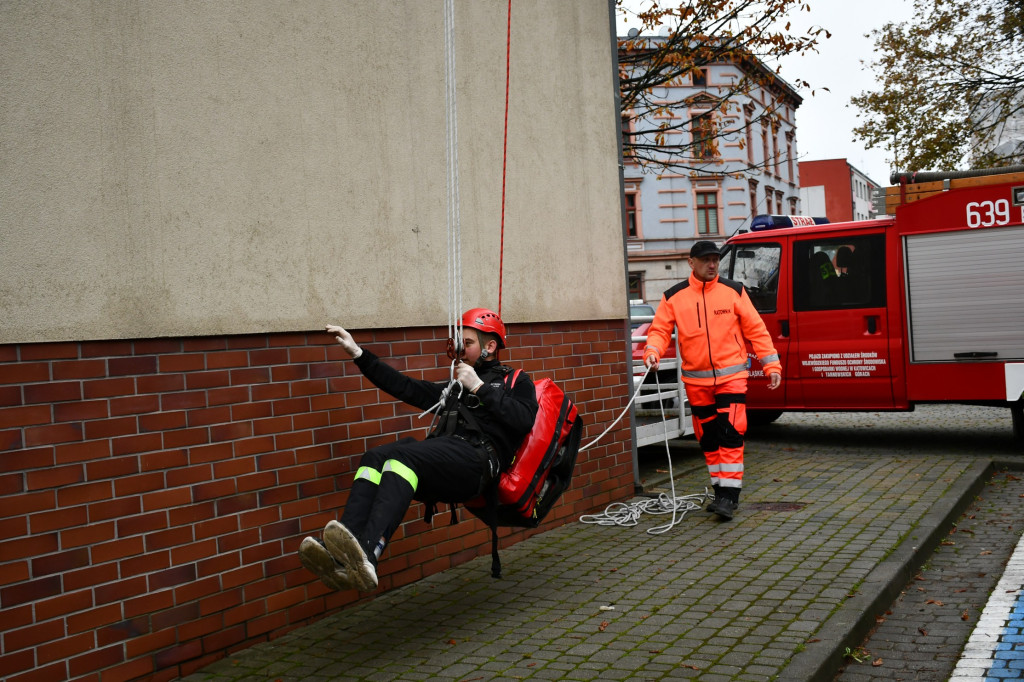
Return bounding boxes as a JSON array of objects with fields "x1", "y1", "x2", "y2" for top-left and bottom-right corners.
[
  {"x1": 455, "y1": 362, "x2": 484, "y2": 393},
  {"x1": 325, "y1": 324, "x2": 362, "y2": 359}
]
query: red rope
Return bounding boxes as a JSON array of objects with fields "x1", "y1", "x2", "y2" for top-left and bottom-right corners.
[{"x1": 498, "y1": 0, "x2": 511, "y2": 317}]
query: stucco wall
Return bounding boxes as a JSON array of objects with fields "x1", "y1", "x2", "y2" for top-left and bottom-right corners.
[{"x1": 1, "y1": 0, "x2": 625, "y2": 344}]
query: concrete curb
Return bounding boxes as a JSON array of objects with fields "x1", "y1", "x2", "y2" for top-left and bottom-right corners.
[{"x1": 779, "y1": 458, "x2": 994, "y2": 681}]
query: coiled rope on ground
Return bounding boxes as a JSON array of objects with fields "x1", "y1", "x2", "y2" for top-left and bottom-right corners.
[{"x1": 579, "y1": 367, "x2": 708, "y2": 534}]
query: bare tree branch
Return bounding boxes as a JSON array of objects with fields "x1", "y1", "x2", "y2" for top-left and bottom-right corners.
[{"x1": 617, "y1": 0, "x2": 825, "y2": 177}]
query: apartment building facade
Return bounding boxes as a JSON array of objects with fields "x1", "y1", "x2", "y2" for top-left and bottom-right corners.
[{"x1": 620, "y1": 41, "x2": 803, "y2": 304}]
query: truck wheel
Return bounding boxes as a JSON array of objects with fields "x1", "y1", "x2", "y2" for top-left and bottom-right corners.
[
  {"x1": 748, "y1": 409, "x2": 783, "y2": 426},
  {"x1": 1012, "y1": 402, "x2": 1024, "y2": 447}
]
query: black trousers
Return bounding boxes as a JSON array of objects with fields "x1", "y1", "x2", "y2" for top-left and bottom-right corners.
[{"x1": 340, "y1": 436, "x2": 491, "y2": 560}]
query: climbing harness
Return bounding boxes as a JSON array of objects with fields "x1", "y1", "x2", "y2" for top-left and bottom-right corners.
[
  {"x1": 418, "y1": 378, "x2": 462, "y2": 427},
  {"x1": 579, "y1": 368, "x2": 708, "y2": 534}
]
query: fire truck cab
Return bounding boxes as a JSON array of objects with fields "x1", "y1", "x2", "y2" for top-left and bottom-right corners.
[{"x1": 718, "y1": 168, "x2": 1024, "y2": 446}]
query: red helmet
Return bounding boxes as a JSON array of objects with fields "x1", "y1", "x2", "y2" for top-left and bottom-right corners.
[{"x1": 461, "y1": 308, "x2": 506, "y2": 348}]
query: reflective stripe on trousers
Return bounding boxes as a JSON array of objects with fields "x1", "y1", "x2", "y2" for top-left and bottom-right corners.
[
  {"x1": 382, "y1": 459, "x2": 418, "y2": 492},
  {"x1": 355, "y1": 465, "x2": 382, "y2": 486},
  {"x1": 686, "y1": 376, "x2": 747, "y2": 489},
  {"x1": 355, "y1": 461, "x2": 419, "y2": 492}
]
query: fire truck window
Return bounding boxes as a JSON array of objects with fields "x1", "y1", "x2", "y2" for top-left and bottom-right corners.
[
  {"x1": 793, "y1": 235, "x2": 885, "y2": 310},
  {"x1": 721, "y1": 243, "x2": 781, "y2": 313}
]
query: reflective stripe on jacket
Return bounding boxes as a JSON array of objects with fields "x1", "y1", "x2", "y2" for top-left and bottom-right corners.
[{"x1": 644, "y1": 273, "x2": 781, "y2": 386}]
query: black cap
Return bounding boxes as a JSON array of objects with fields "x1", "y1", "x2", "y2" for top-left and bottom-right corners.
[{"x1": 690, "y1": 241, "x2": 722, "y2": 258}]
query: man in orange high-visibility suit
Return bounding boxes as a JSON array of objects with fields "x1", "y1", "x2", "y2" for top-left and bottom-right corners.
[{"x1": 644, "y1": 241, "x2": 782, "y2": 520}]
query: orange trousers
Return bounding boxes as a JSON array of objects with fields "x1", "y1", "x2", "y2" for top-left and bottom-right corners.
[{"x1": 685, "y1": 377, "x2": 747, "y2": 490}]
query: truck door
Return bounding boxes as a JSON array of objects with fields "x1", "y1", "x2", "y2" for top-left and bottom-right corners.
[
  {"x1": 720, "y1": 241, "x2": 790, "y2": 410},
  {"x1": 791, "y1": 233, "x2": 895, "y2": 408}
]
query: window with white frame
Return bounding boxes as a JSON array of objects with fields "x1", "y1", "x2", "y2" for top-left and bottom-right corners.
[{"x1": 695, "y1": 190, "x2": 720, "y2": 235}]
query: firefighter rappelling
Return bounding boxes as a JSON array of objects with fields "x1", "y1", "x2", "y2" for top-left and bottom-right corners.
[{"x1": 298, "y1": 309, "x2": 538, "y2": 591}]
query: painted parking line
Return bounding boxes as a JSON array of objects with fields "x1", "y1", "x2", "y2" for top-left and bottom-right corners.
[{"x1": 950, "y1": 532, "x2": 1024, "y2": 681}]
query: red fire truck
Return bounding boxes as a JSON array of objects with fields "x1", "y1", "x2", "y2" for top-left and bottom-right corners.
[{"x1": 717, "y1": 168, "x2": 1024, "y2": 445}]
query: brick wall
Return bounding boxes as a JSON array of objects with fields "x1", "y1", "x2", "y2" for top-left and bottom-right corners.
[{"x1": 0, "y1": 319, "x2": 635, "y2": 681}]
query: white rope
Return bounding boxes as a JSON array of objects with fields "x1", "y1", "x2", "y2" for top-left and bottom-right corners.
[
  {"x1": 579, "y1": 365, "x2": 650, "y2": 452},
  {"x1": 418, "y1": 1, "x2": 463, "y2": 428},
  {"x1": 579, "y1": 369, "x2": 708, "y2": 534},
  {"x1": 579, "y1": 491, "x2": 707, "y2": 533},
  {"x1": 418, "y1": 373, "x2": 462, "y2": 423},
  {"x1": 443, "y1": 0, "x2": 463, "y2": 351}
]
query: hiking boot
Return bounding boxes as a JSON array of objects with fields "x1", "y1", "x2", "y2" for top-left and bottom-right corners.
[
  {"x1": 705, "y1": 485, "x2": 722, "y2": 513},
  {"x1": 714, "y1": 498, "x2": 737, "y2": 521},
  {"x1": 323, "y1": 520, "x2": 378, "y2": 592},
  {"x1": 298, "y1": 536, "x2": 352, "y2": 591}
]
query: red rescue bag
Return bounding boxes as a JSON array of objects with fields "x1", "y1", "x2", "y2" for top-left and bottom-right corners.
[{"x1": 465, "y1": 372, "x2": 583, "y2": 576}]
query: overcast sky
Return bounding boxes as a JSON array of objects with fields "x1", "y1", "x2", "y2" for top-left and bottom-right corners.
[{"x1": 616, "y1": 0, "x2": 917, "y2": 187}]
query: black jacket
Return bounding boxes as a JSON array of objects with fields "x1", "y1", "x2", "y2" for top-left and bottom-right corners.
[{"x1": 353, "y1": 350, "x2": 538, "y2": 466}]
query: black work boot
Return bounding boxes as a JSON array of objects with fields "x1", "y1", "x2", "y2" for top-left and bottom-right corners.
[
  {"x1": 714, "y1": 488, "x2": 739, "y2": 521},
  {"x1": 715, "y1": 498, "x2": 736, "y2": 520},
  {"x1": 705, "y1": 485, "x2": 722, "y2": 513}
]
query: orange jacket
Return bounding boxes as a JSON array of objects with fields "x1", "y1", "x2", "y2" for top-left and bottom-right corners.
[{"x1": 644, "y1": 273, "x2": 781, "y2": 386}]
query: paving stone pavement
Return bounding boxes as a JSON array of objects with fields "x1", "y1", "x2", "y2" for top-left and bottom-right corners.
[
  {"x1": 951, "y1": 530, "x2": 1024, "y2": 681},
  {"x1": 181, "y1": 405, "x2": 1023, "y2": 681},
  {"x1": 834, "y1": 468, "x2": 1024, "y2": 681}
]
